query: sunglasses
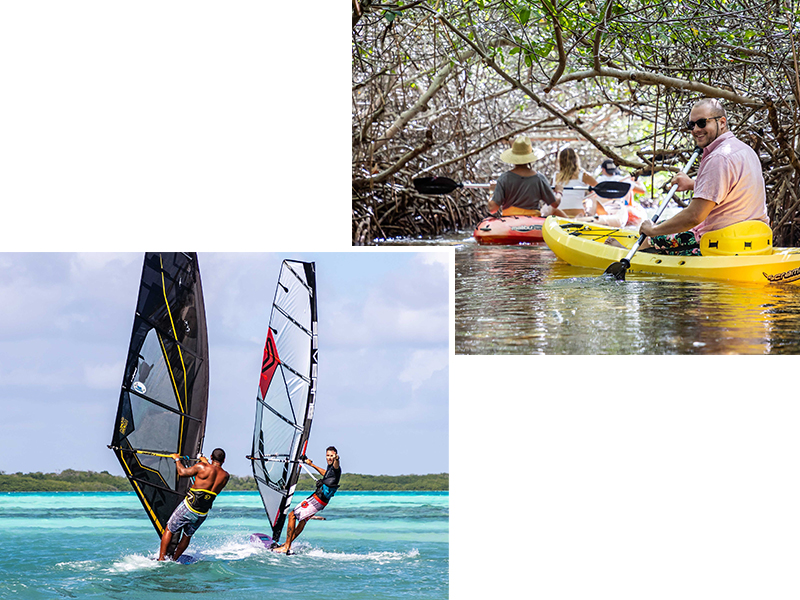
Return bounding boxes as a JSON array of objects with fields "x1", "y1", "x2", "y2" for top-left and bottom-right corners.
[{"x1": 685, "y1": 116, "x2": 722, "y2": 130}]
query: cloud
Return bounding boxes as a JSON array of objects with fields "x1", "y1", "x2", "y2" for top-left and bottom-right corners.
[
  {"x1": 325, "y1": 255, "x2": 448, "y2": 349},
  {"x1": 398, "y1": 349, "x2": 449, "y2": 391},
  {"x1": 0, "y1": 253, "x2": 140, "y2": 342}
]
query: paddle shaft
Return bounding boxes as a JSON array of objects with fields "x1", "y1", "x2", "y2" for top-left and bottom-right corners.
[
  {"x1": 465, "y1": 183, "x2": 622, "y2": 192},
  {"x1": 618, "y1": 147, "x2": 702, "y2": 267}
]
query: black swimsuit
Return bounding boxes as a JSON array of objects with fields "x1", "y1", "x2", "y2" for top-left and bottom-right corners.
[{"x1": 184, "y1": 488, "x2": 217, "y2": 515}]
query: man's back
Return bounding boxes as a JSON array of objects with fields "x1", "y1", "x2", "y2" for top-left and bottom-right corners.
[{"x1": 194, "y1": 461, "x2": 230, "y2": 494}]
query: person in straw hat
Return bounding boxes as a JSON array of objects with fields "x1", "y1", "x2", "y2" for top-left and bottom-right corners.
[{"x1": 487, "y1": 136, "x2": 567, "y2": 217}]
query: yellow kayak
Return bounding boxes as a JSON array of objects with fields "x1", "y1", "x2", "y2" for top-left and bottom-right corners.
[{"x1": 542, "y1": 216, "x2": 800, "y2": 285}]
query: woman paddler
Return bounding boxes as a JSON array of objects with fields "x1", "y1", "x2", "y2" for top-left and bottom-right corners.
[
  {"x1": 550, "y1": 147, "x2": 598, "y2": 217},
  {"x1": 487, "y1": 136, "x2": 567, "y2": 218}
]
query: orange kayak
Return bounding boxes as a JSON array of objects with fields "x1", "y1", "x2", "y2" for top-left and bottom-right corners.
[{"x1": 473, "y1": 215, "x2": 546, "y2": 245}]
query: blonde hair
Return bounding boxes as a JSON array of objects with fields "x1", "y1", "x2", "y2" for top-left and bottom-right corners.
[{"x1": 555, "y1": 148, "x2": 581, "y2": 184}]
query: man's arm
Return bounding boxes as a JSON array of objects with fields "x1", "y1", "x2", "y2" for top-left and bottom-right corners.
[
  {"x1": 671, "y1": 172, "x2": 695, "y2": 192},
  {"x1": 639, "y1": 197, "x2": 715, "y2": 238},
  {"x1": 304, "y1": 458, "x2": 327, "y2": 477},
  {"x1": 172, "y1": 454, "x2": 205, "y2": 478}
]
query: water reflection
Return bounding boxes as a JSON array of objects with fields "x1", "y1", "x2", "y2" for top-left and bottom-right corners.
[{"x1": 456, "y1": 242, "x2": 800, "y2": 355}]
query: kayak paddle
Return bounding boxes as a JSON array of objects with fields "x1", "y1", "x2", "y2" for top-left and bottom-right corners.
[
  {"x1": 603, "y1": 146, "x2": 702, "y2": 281},
  {"x1": 413, "y1": 176, "x2": 632, "y2": 199},
  {"x1": 413, "y1": 177, "x2": 491, "y2": 194}
]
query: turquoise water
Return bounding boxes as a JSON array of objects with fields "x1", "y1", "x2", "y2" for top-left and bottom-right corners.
[{"x1": 0, "y1": 491, "x2": 448, "y2": 599}]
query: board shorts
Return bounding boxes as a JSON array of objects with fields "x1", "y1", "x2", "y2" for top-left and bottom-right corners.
[
  {"x1": 647, "y1": 231, "x2": 702, "y2": 256},
  {"x1": 293, "y1": 494, "x2": 327, "y2": 522},
  {"x1": 166, "y1": 500, "x2": 208, "y2": 537}
]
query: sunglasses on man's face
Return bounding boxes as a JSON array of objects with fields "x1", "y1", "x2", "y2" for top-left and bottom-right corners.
[{"x1": 685, "y1": 116, "x2": 722, "y2": 130}]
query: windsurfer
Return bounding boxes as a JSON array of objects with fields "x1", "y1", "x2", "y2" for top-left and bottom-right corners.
[
  {"x1": 272, "y1": 447, "x2": 341, "y2": 555},
  {"x1": 157, "y1": 448, "x2": 230, "y2": 561}
]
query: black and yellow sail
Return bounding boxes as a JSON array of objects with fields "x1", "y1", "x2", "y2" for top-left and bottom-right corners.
[{"x1": 110, "y1": 253, "x2": 209, "y2": 544}]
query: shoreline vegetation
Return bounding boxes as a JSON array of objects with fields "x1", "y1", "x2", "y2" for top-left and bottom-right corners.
[{"x1": 0, "y1": 470, "x2": 449, "y2": 492}]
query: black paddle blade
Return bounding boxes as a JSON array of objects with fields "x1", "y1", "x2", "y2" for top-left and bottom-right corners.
[
  {"x1": 413, "y1": 176, "x2": 462, "y2": 195},
  {"x1": 592, "y1": 181, "x2": 632, "y2": 199},
  {"x1": 603, "y1": 259, "x2": 629, "y2": 280}
]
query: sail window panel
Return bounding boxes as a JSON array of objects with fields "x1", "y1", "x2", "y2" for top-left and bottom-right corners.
[
  {"x1": 255, "y1": 478, "x2": 284, "y2": 527},
  {"x1": 255, "y1": 414, "x2": 299, "y2": 465},
  {"x1": 284, "y1": 371, "x2": 311, "y2": 422},
  {"x1": 261, "y1": 367, "x2": 297, "y2": 424},
  {"x1": 127, "y1": 393, "x2": 181, "y2": 454},
  {"x1": 133, "y1": 329, "x2": 181, "y2": 411},
  {"x1": 137, "y1": 454, "x2": 175, "y2": 488}
]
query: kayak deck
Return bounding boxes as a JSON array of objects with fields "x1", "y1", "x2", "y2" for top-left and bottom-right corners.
[
  {"x1": 473, "y1": 215, "x2": 545, "y2": 245},
  {"x1": 542, "y1": 217, "x2": 800, "y2": 285}
]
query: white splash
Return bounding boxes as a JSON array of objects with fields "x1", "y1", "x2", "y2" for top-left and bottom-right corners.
[
  {"x1": 305, "y1": 548, "x2": 420, "y2": 564},
  {"x1": 200, "y1": 539, "x2": 263, "y2": 561},
  {"x1": 107, "y1": 554, "x2": 160, "y2": 573},
  {"x1": 54, "y1": 559, "x2": 99, "y2": 571}
]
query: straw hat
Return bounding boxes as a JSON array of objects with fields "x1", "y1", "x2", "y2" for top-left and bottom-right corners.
[{"x1": 499, "y1": 136, "x2": 539, "y2": 164}]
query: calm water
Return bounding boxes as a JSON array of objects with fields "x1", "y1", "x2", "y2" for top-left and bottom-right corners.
[
  {"x1": 0, "y1": 491, "x2": 448, "y2": 599},
  {"x1": 456, "y1": 241, "x2": 800, "y2": 354}
]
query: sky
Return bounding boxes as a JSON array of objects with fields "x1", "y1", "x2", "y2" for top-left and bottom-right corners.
[{"x1": 0, "y1": 252, "x2": 449, "y2": 478}]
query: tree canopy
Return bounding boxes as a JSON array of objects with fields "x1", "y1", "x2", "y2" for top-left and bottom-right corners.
[{"x1": 353, "y1": 0, "x2": 800, "y2": 245}]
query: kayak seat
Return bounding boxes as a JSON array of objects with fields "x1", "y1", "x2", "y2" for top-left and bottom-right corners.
[
  {"x1": 501, "y1": 206, "x2": 541, "y2": 217},
  {"x1": 700, "y1": 220, "x2": 773, "y2": 256}
]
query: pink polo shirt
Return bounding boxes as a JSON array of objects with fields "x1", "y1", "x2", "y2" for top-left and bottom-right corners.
[{"x1": 691, "y1": 131, "x2": 769, "y2": 238}]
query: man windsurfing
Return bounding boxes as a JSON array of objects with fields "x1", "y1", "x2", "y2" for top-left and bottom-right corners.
[
  {"x1": 272, "y1": 447, "x2": 341, "y2": 555},
  {"x1": 158, "y1": 448, "x2": 230, "y2": 561}
]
